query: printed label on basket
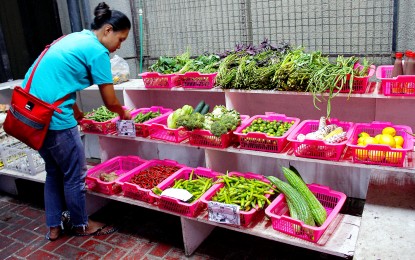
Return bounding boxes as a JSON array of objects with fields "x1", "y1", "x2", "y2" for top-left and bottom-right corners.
[
  {"x1": 116, "y1": 120, "x2": 136, "y2": 137},
  {"x1": 161, "y1": 188, "x2": 193, "y2": 202},
  {"x1": 207, "y1": 201, "x2": 240, "y2": 225}
]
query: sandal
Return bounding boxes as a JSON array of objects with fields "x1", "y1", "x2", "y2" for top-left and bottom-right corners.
[
  {"x1": 72, "y1": 224, "x2": 118, "y2": 237},
  {"x1": 46, "y1": 226, "x2": 62, "y2": 241}
]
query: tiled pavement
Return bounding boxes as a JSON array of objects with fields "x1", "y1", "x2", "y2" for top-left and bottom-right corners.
[{"x1": 0, "y1": 184, "x2": 347, "y2": 260}]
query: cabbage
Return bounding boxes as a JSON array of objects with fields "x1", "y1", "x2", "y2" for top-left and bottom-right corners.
[
  {"x1": 167, "y1": 105, "x2": 194, "y2": 129},
  {"x1": 181, "y1": 105, "x2": 193, "y2": 115}
]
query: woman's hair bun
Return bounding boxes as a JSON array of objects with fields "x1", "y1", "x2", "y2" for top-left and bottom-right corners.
[{"x1": 94, "y1": 2, "x2": 111, "y2": 20}]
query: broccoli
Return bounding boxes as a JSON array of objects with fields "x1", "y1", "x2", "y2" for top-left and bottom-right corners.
[
  {"x1": 210, "y1": 114, "x2": 241, "y2": 137},
  {"x1": 176, "y1": 112, "x2": 205, "y2": 130}
]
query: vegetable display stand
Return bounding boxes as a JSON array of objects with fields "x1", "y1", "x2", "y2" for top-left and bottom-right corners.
[
  {"x1": 376, "y1": 65, "x2": 415, "y2": 96},
  {"x1": 335, "y1": 64, "x2": 376, "y2": 94},
  {"x1": 139, "y1": 72, "x2": 174, "y2": 89},
  {"x1": 287, "y1": 118, "x2": 354, "y2": 161},
  {"x1": 188, "y1": 115, "x2": 250, "y2": 149},
  {"x1": 173, "y1": 72, "x2": 217, "y2": 89},
  {"x1": 0, "y1": 142, "x2": 44, "y2": 175},
  {"x1": 265, "y1": 184, "x2": 346, "y2": 243},
  {"x1": 148, "y1": 118, "x2": 189, "y2": 143},
  {"x1": 200, "y1": 172, "x2": 274, "y2": 227},
  {"x1": 117, "y1": 159, "x2": 186, "y2": 203},
  {"x1": 86, "y1": 156, "x2": 147, "y2": 195},
  {"x1": 150, "y1": 167, "x2": 222, "y2": 217},
  {"x1": 130, "y1": 106, "x2": 173, "y2": 137},
  {"x1": 234, "y1": 113, "x2": 300, "y2": 153},
  {"x1": 346, "y1": 122, "x2": 413, "y2": 167}
]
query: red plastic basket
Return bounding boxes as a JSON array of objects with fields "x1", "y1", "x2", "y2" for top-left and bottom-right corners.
[
  {"x1": 200, "y1": 172, "x2": 273, "y2": 227},
  {"x1": 139, "y1": 72, "x2": 174, "y2": 89},
  {"x1": 148, "y1": 116, "x2": 189, "y2": 143},
  {"x1": 130, "y1": 106, "x2": 173, "y2": 137},
  {"x1": 149, "y1": 167, "x2": 222, "y2": 217},
  {"x1": 287, "y1": 118, "x2": 354, "y2": 161},
  {"x1": 346, "y1": 121, "x2": 414, "y2": 167},
  {"x1": 116, "y1": 159, "x2": 186, "y2": 203},
  {"x1": 86, "y1": 156, "x2": 147, "y2": 195},
  {"x1": 334, "y1": 64, "x2": 375, "y2": 94},
  {"x1": 376, "y1": 65, "x2": 415, "y2": 96},
  {"x1": 234, "y1": 113, "x2": 300, "y2": 153},
  {"x1": 265, "y1": 184, "x2": 347, "y2": 243},
  {"x1": 188, "y1": 115, "x2": 249, "y2": 148},
  {"x1": 172, "y1": 72, "x2": 217, "y2": 89}
]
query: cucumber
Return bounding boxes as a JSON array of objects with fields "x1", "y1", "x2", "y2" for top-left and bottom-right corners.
[
  {"x1": 200, "y1": 104, "x2": 210, "y2": 115},
  {"x1": 193, "y1": 100, "x2": 205, "y2": 114}
]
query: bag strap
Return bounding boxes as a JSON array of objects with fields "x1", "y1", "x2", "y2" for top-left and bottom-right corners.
[{"x1": 24, "y1": 35, "x2": 69, "y2": 112}]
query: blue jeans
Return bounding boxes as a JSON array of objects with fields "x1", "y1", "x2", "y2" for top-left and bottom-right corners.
[{"x1": 38, "y1": 126, "x2": 88, "y2": 228}]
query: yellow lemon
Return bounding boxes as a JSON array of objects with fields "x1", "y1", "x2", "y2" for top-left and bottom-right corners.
[
  {"x1": 363, "y1": 137, "x2": 378, "y2": 146},
  {"x1": 395, "y1": 144, "x2": 403, "y2": 149},
  {"x1": 374, "y1": 134, "x2": 382, "y2": 144},
  {"x1": 394, "y1": 135, "x2": 404, "y2": 147},
  {"x1": 382, "y1": 127, "x2": 396, "y2": 137},
  {"x1": 357, "y1": 136, "x2": 366, "y2": 145},
  {"x1": 385, "y1": 151, "x2": 402, "y2": 164},
  {"x1": 379, "y1": 134, "x2": 396, "y2": 148},
  {"x1": 368, "y1": 150, "x2": 385, "y2": 162},
  {"x1": 358, "y1": 132, "x2": 370, "y2": 138}
]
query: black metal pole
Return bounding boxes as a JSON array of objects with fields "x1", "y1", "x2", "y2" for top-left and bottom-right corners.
[{"x1": 391, "y1": 0, "x2": 399, "y2": 53}]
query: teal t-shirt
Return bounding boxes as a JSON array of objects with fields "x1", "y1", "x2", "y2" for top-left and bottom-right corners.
[{"x1": 21, "y1": 30, "x2": 113, "y2": 130}]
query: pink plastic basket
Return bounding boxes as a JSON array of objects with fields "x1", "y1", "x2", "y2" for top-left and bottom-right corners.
[
  {"x1": 140, "y1": 72, "x2": 174, "y2": 89},
  {"x1": 188, "y1": 115, "x2": 249, "y2": 148},
  {"x1": 376, "y1": 65, "x2": 415, "y2": 96},
  {"x1": 148, "y1": 116, "x2": 189, "y2": 143},
  {"x1": 80, "y1": 106, "x2": 131, "y2": 134},
  {"x1": 86, "y1": 156, "x2": 147, "y2": 195},
  {"x1": 130, "y1": 106, "x2": 173, "y2": 137},
  {"x1": 116, "y1": 159, "x2": 186, "y2": 203},
  {"x1": 265, "y1": 184, "x2": 347, "y2": 243},
  {"x1": 149, "y1": 167, "x2": 222, "y2": 217},
  {"x1": 172, "y1": 72, "x2": 217, "y2": 89},
  {"x1": 287, "y1": 118, "x2": 354, "y2": 161},
  {"x1": 234, "y1": 113, "x2": 300, "y2": 153},
  {"x1": 334, "y1": 64, "x2": 375, "y2": 94},
  {"x1": 200, "y1": 172, "x2": 273, "y2": 227},
  {"x1": 346, "y1": 121, "x2": 414, "y2": 167}
]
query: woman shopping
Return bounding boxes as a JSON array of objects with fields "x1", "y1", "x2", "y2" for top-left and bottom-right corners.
[{"x1": 20, "y1": 2, "x2": 131, "y2": 240}]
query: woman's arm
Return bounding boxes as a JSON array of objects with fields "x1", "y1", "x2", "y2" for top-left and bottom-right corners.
[
  {"x1": 73, "y1": 103, "x2": 84, "y2": 122},
  {"x1": 98, "y1": 83, "x2": 131, "y2": 120}
]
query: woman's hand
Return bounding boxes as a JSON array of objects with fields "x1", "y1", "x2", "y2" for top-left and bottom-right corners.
[
  {"x1": 73, "y1": 103, "x2": 84, "y2": 123},
  {"x1": 121, "y1": 109, "x2": 131, "y2": 120}
]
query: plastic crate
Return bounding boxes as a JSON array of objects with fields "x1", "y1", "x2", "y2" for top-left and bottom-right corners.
[
  {"x1": 346, "y1": 121, "x2": 414, "y2": 167},
  {"x1": 149, "y1": 167, "x2": 222, "y2": 217},
  {"x1": 287, "y1": 118, "x2": 354, "y2": 161},
  {"x1": 117, "y1": 159, "x2": 186, "y2": 203},
  {"x1": 265, "y1": 184, "x2": 347, "y2": 243},
  {"x1": 130, "y1": 106, "x2": 173, "y2": 137},
  {"x1": 334, "y1": 64, "x2": 375, "y2": 94},
  {"x1": 234, "y1": 113, "x2": 300, "y2": 153},
  {"x1": 80, "y1": 106, "x2": 130, "y2": 134},
  {"x1": 139, "y1": 72, "x2": 174, "y2": 89},
  {"x1": 173, "y1": 72, "x2": 217, "y2": 89},
  {"x1": 0, "y1": 142, "x2": 45, "y2": 175},
  {"x1": 148, "y1": 117, "x2": 189, "y2": 143},
  {"x1": 200, "y1": 172, "x2": 273, "y2": 227},
  {"x1": 376, "y1": 65, "x2": 415, "y2": 96},
  {"x1": 86, "y1": 156, "x2": 147, "y2": 195},
  {"x1": 188, "y1": 115, "x2": 249, "y2": 148}
]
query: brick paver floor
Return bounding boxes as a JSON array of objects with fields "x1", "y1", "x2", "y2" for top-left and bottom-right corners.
[{"x1": 0, "y1": 190, "x2": 345, "y2": 260}]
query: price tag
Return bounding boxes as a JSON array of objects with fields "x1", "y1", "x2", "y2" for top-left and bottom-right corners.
[
  {"x1": 207, "y1": 201, "x2": 240, "y2": 225},
  {"x1": 116, "y1": 120, "x2": 136, "y2": 137},
  {"x1": 161, "y1": 188, "x2": 193, "y2": 202}
]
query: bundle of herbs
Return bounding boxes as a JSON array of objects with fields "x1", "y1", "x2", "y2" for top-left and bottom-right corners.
[{"x1": 148, "y1": 50, "x2": 191, "y2": 74}]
